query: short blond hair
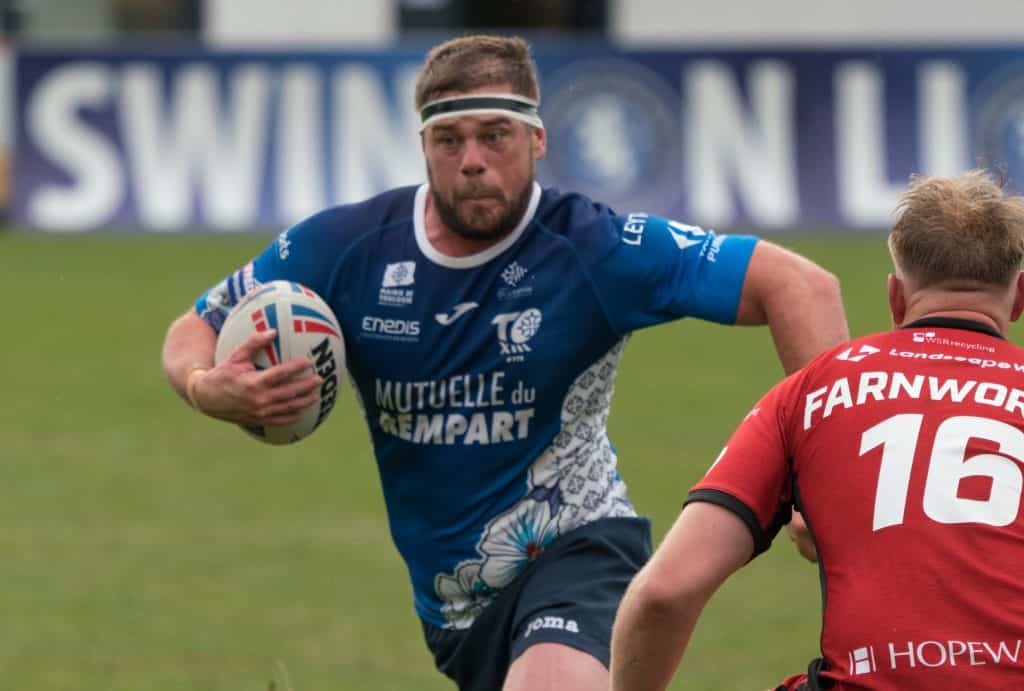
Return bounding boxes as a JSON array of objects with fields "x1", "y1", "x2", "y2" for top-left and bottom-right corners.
[
  {"x1": 413, "y1": 35, "x2": 540, "y2": 111},
  {"x1": 889, "y1": 169, "x2": 1024, "y2": 290}
]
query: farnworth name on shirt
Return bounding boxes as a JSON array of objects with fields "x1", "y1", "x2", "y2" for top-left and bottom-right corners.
[{"x1": 804, "y1": 371, "x2": 1024, "y2": 429}]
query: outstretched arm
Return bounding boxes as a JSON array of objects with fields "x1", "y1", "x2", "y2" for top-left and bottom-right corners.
[
  {"x1": 735, "y1": 241, "x2": 848, "y2": 374},
  {"x1": 610, "y1": 502, "x2": 753, "y2": 691},
  {"x1": 162, "y1": 309, "x2": 321, "y2": 427}
]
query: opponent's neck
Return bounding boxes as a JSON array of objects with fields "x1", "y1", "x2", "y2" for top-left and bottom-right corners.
[{"x1": 899, "y1": 291, "x2": 1009, "y2": 337}]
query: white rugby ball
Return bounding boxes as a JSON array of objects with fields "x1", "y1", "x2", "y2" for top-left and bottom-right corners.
[{"x1": 214, "y1": 280, "x2": 345, "y2": 445}]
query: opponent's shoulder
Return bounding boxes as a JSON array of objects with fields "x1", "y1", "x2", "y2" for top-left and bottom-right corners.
[
  {"x1": 278, "y1": 186, "x2": 417, "y2": 255},
  {"x1": 790, "y1": 331, "x2": 899, "y2": 392}
]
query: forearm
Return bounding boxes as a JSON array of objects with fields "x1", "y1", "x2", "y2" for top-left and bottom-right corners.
[
  {"x1": 162, "y1": 310, "x2": 217, "y2": 403},
  {"x1": 611, "y1": 579, "x2": 700, "y2": 691}
]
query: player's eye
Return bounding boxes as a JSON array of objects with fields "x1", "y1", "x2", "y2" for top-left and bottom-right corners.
[
  {"x1": 434, "y1": 134, "x2": 459, "y2": 149},
  {"x1": 483, "y1": 130, "x2": 508, "y2": 145}
]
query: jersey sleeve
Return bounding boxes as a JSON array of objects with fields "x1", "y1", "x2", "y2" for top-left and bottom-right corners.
[
  {"x1": 584, "y1": 213, "x2": 759, "y2": 333},
  {"x1": 194, "y1": 207, "x2": 344, "y2": 332},
  {"x1": 685, "y1": 371, "x2": 804, "y2": 557}
]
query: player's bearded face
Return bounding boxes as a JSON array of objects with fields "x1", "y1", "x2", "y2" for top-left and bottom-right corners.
[
  {"x1": 429, "y1": 162, "x2": 534, "y2": 242},
  {"x1": 425, "y1": 120, "x2": 539, "y2": 242}
]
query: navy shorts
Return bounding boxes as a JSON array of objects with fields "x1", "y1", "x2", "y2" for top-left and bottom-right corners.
[{"x1": 421, "y1": 516, "x2": 651, "y2": 691}]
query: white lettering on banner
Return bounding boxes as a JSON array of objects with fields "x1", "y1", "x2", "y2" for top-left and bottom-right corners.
[
  {"x1": 121, "y1": 64, "x2": 270, "y2": 230},
  {"x1": 22, "y1": 60, "x2": 426, "y2": 231},
  {"x1": 919, "y1": 62, "x2": 968, "y2": 177},
  {"x1": 333, "y1": 65, "x2": 421, "y2": 203},
  {"x1": 835, "y1": 60, "x2": 968, "y2": 227},
  {"x1": 26, "y1": 64, "x2": 124, "y2": 232},
  {"x1": 686, "y1": 60, "x2": 798, "y2": 227},
  {"x1": 835, "y1": 62, "x2": 904, "y2": 226},
  {"x1": 17, "y1": 55, "x2": 975, "y2": 231},
  {"x1": 278, "y1": 66, "x2": 327, "y2": 222}
]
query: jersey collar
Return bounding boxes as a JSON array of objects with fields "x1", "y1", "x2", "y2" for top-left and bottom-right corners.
[
  {"x1": 414, "y1": 182, "x2": 541, "y2": 269},
  {"x1": 900, "y1": 316, "x2": 1005, "y2": 341}
]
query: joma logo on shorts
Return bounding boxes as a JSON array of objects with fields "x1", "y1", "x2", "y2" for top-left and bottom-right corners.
[{"x1": 523, "y1": 616, "x2": 579, "y2": 638}]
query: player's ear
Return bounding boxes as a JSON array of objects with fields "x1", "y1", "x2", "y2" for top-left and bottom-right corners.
[
  {"x1": 1010, "y1": 272, "x2": 1024, "y2": 322},
  {"x1": 888, "y1": 274, "x2": 906, "y2": 326},
  {"x1": 531, "y1": 125, "x2": 547, "y2": 161}
]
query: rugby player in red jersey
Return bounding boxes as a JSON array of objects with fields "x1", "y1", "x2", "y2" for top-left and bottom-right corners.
[{"x1": 610, "y1": 169, "x2": 1024, "y2": 691}]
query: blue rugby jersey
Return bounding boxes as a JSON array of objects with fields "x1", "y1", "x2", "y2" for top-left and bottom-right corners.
[{"x1": 195, "y1": 183, "x2": 758, "y2": 628}]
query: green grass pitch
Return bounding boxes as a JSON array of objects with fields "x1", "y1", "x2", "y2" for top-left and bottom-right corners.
[{"x1": 3, "y1": 230, "x2": 1013, "y2": 690}]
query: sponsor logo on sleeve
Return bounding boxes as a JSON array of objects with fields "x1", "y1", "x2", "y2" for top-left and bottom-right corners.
[
  {"x1": 666, "y1": 220, "x2": 707, "y2": 251},
  {"x1": 276, "y1": 228, "x2": 292, "y2": 260}
]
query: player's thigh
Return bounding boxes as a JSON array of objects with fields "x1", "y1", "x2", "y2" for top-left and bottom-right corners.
[{"x1": 502, "y1": 642, "x2": 607, "y2": 691}]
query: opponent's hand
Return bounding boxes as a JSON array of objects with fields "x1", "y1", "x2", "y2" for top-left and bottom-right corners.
[
  {"x1": 786, "y1": 510, "x2": 818, "y2": 563},
  {"x1": 191, "y1": 330, "x2": 322, "y2": 426}
]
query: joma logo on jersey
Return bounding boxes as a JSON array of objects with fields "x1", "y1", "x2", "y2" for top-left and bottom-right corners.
[
  {"x1": 523, "y1": 615, "x2": 579, "y2": 639},
  {"x1": 492, "y1": 309, "x2": 542, "y2": 362}
]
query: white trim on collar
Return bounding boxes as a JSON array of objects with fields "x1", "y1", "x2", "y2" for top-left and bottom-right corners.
[{"x1": 413, "y1": 182, "x2": 541, "y2": 269}]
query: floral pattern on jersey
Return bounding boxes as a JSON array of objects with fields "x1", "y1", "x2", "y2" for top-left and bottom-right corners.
[{"x1": 434, "y1": 339, "x2": 636, "y2": 629}]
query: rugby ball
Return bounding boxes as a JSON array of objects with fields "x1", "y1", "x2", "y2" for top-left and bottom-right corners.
[{"x1": 214, "y1": 280, "x2": 345, "y2": 445}]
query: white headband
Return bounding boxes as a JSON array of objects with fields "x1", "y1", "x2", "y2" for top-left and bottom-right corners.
[{"x1": 419, "y1": 94, "x2": 544, "y2": 132}]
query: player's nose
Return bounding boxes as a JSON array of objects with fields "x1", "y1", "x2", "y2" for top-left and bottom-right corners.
[{"x1": 459, "y1": 139, "x2": 487, "y2": 176}]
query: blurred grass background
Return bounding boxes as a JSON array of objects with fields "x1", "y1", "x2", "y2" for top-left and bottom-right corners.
[{"x1": 3, "y1": 230, "x2": 995, "y2": 690}]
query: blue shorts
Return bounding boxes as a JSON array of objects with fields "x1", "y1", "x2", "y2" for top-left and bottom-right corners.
[{"x1": 421, "y1": 516, "x2": 651, "y2": 691}]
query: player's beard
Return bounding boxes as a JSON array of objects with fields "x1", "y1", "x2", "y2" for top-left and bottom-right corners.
[{"x1": 428, "y1": 163, "x2": 535, "y2": 243}]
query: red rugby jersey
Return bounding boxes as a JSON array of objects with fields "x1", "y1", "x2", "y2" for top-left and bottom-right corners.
[{"x1": 689, "y1": 318, "x2": 1024, "y2": 690}]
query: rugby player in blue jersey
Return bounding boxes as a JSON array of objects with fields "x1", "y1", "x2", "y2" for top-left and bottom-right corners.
[{"x1": 162, "y1": 34, "x2": 848, "y2": 691}]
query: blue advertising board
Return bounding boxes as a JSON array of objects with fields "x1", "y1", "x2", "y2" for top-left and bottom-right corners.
[{"x1": 12, "y1": 45, "x2": 1024, "y2": 232}]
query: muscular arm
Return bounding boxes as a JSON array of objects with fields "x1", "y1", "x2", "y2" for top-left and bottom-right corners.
[
  {"x1": 735, "y1": 241, "x2": 848, "y2": 374},
  {"x1": 610, "y1": 503, "x2": 753, "y2": 691}
]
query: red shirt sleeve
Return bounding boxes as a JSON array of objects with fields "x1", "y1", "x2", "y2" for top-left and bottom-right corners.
[{"x1": 685, "y1": 370, "x2": 805, "y2": 557}]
